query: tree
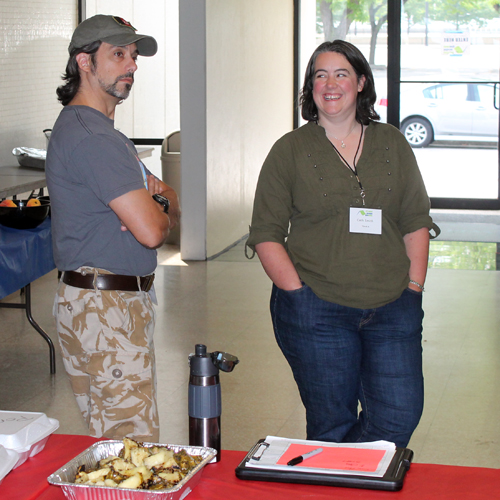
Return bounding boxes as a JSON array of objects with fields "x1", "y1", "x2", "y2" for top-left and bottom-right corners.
[
  {"x1": 318, "y1": 0, "x2": 390, "y2": 65},
  {"x1": 403, "y1": 0, "x2": 428, "y2": 34},
  {"x1": 406, "y1": 0, "x2": 498, "y2": 29},
  {"x1": 318, "y1": 0, "x2": 365, "y2": 41},
  {"x1": 368, "y1": 0, "x2": 387, "y2": 65},
  {"x1": 318, "y1": 0, "x2": 498, "y2": 65}
]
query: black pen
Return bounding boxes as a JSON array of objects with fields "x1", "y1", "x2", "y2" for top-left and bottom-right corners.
[{"x1": 287, "y1": 447, "x2": 323, "y2": 466}]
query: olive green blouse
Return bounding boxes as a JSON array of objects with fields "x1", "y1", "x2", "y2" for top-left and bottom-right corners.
[{"x1": 247, "y1": 121, "x2": 439, "y2": 309}]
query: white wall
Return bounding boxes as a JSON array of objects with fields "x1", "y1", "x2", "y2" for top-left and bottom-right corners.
[
  {"x1": 180, "y1": 0, "x2": 295, "y2": 260},
  {"x1": 0, "y1": 0, "x2": 179, "y2": 180},
  {"x1": 299, "y1": 0, "x2": 318, "y2": 127},
  {"x1": 206, "y1": 0, "x2": 294, "y2": 258},
  {"x1": 0, "y1": 0, "x2": 77, "y2": 167}
]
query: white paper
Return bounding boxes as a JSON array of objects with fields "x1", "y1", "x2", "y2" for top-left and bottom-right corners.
[
  {"x1": 349, "y1": 207, "x2": 382, "y2": 235},
  {"x1": 246, "y1": 436, "x2": 396, "y2": 477}
]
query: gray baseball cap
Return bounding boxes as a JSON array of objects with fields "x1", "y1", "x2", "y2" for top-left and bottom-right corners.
[{"x1": 69, "y1": 15, "x2": 158, "y2": 56}]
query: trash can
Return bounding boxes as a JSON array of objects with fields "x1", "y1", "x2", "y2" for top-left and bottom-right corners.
[{"x1": 161, "y1": 131, "x2": 181, "y2": 245}]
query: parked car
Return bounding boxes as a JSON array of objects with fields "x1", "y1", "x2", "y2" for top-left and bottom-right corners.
[{"x1": 376, "y1": 82, "x2": 499, "y2": 147}]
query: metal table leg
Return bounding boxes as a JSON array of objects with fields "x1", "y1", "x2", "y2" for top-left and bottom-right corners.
[
  {"x1": 0, "y1": 283, "x2": 56, "y2": 374},
  {"x1": 24, "y1": 283, "x2": 56, "y2": 374}
]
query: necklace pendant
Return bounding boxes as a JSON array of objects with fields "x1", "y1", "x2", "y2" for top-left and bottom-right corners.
[{"x1": 341, "y1": 141, "x2": 346, "y2": 148}]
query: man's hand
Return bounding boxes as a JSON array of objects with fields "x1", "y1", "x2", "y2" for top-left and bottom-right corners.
[
  {"x1": 147, "y1": 175, "x2": 180, "y2": 229},
  {"x1": 146, "y1": 174, "x2": 166, "y2": 196}
]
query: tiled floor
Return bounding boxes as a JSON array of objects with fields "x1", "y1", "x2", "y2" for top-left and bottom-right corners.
[{"x1": 1, "y1": 229, "x2": 500, "y2": 469}]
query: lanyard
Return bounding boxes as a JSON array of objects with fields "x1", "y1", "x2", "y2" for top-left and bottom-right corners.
[
  {"x1": 139, "y1": 159, "x2": 148, "y2": 189},
  {"x1": 125, "y1": 142, "x2": 149, "y2": 189},
  {"x1": 330, "y1": 125, "x2": 365, "y2": 205}
]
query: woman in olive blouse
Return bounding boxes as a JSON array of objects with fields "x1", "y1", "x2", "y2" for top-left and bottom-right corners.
[{"x1": 247, "y1": 40, "x2": 439, "y2": 448}]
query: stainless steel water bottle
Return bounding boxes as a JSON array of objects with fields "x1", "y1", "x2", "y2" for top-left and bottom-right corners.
[{"x1": 188, "y1": 344, "x2": 239, "y2": 462}]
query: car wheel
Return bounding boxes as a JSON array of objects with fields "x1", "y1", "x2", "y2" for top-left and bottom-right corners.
[{"x1": 401, "y1": 118, "x2": 433, "y2": 148}]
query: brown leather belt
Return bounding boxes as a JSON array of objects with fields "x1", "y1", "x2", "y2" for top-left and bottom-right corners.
[{"x1": 62, "y1": 270, "x2": 155, "y2": 292}]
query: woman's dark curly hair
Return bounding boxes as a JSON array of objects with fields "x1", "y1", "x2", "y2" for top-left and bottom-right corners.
[
  {"x1": 300, "y1": 40, "x2": 380, "y2": 125},
  {"x1": 56, "y1": 41, "x2": 102, "y2": 106}
]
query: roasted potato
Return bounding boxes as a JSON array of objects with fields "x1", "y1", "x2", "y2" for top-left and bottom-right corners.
[{"x1": 74, "y1": 438, "x2": 203, "y2": 490}]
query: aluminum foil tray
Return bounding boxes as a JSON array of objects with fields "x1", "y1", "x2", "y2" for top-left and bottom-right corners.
[
  {"x1": 17, "y1": 155, "x2": 46, "y2": 170},
  {"x1": 47, "y1": 440, "x2": 216, "y2": 500},
  {"x1": 12, "y1": 147, "x2": 47, "y2": 170}
]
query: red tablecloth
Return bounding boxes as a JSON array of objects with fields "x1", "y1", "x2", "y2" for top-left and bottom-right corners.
[{"x1": 2, "y1": 434, "x2": 499, "y2": 499}]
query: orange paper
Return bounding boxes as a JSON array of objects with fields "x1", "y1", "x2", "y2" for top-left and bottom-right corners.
[{"x1": 276, "y1": 444, "x2": 386, "y2": 472}]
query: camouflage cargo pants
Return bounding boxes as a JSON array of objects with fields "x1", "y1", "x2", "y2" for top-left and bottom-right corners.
[{"x1": 53, "y1": 267, "x2": 159, "y2": 441}]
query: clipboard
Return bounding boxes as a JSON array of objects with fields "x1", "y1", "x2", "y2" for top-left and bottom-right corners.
[{"x1": 235, "y1": 439, "x2": 413, "y2": 492}]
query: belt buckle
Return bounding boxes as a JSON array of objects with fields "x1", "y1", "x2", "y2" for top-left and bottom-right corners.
[{"x1": 143, "y1": 274, "x2": 155, "y2": 292}]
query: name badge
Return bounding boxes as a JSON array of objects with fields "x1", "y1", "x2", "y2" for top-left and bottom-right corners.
[{"x1": 349, "y1": 207, "x2": 382, "y2": 235}]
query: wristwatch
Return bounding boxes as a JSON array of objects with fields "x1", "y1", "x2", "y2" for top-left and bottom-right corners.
[{"x1": 152, "y1": 194, "x2": 170, "y2": 214}]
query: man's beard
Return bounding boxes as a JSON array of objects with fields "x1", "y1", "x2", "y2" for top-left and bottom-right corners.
[
  {"x1": 99, "y1": 74, "x2": 134, "y2": 100},
  {"x1": 91, "y1": 62, "x2": 134, "y2": 100}
]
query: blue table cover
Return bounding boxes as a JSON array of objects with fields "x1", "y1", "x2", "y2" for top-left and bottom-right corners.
[{"x1": 0, "y1": 218, "x2": 56, "y2": 299}]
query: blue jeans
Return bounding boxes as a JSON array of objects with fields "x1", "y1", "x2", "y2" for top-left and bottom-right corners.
[{"x1": 271, "y1": 284, "x2": 424, "y2": 448}]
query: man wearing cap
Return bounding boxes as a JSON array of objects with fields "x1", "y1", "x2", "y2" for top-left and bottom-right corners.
[{"x1": 46, "y1": 15, "x2": 179, "y2": 441}]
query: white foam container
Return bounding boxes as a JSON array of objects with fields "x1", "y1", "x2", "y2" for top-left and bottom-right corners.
[
  {"x1": 0, "y1": 445, "x2": 19, "y2": 484},
  {"x1": 0, "y1": 410, "x2": 59, "y2": 469}
]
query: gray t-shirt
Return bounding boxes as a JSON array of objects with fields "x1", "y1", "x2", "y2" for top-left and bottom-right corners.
[{"x1": 46, "y1": 105, "x2": 157, "y2": 276}]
